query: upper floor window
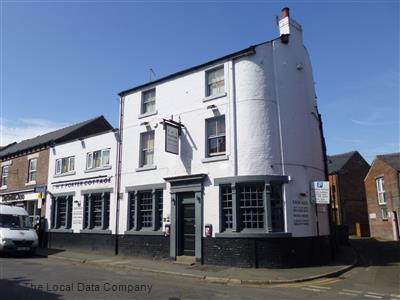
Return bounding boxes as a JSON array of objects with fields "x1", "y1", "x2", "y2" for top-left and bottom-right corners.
[
  {"x1": 206, "y1": 66, "x2": 224, "y2": 97},
  {"x1": 1, "y1": 166, "x2": 8, "y2": 187},
  {"x1": 381, "y1": 207, "x2": 389, "y2": 220},
  {"x1": 141, "y1": 89, "x2": 156, "y2": 114},
  {"x1": 139, "y1": 131, "x2": 154, "y2": 167},
  {"x1": 86, "y1": 149, "x2": 110, "y2": 170},
  {"x1": 55, "y1": 156, "x2": 75, "y2": 175},
  {"x1": 376, "y1": 177, "x2": 386, "y2": 205},
  {"x1": 206, "y1": 116, "x2": 226, "y2": 157},
  {"x1": 28, "y1": 159, "x2": 37, "y2": 182}
]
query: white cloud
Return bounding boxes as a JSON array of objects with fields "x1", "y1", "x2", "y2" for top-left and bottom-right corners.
[
  {"x1": 0, "y1": 118, "x2": 67, "y2": 146},
  {"x1": 350, "y1": 119, "x2": 399, "y2": 126}
]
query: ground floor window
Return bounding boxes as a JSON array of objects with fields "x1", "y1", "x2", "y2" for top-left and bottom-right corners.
[
  {"x1": 220, "y1": 181, "x2": 285, "y2": 233},
  {"x1": 83, "y1": 192, "x2": 110, "y2": 230},
  {"x1": 51, "y1": 196, "x2": 73, "y2": 229},
  {"x1": 238, "y1": 184, "x2": 265, "y2": 229},
  {"x1": 128, "y1": 189, "x2": 163, "y2": 231},
  {"x1": 221, "y1": 185, "x2": 233, "y2": 230}
]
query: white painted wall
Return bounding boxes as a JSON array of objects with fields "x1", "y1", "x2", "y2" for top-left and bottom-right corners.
[
  {"x1": 119, "y1": 16, "x2": 329, "y2": 237},
  {"x1": 45, "y1": 131, "x2": 118, "y2": 234}
]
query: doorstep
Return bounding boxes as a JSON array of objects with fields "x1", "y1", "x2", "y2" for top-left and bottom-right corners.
[{"x1": 173, "y1": 255, "x2": 196, "y2": 266}]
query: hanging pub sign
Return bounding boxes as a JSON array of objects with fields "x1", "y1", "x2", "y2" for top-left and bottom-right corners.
[
  {"x1": 163, "y1": 118, "x2": 184, "y2": 155},
  {"x1": 310, "y1": 181, "x2": 330, "y2": 204}
]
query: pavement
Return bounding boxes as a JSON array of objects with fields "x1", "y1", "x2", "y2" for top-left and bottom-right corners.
[
  {"x1": 36, "y1": 244, "x2": 357, "y2": 286},
  {"x1": 1, "y1": 238, "x2": 399, "y2": 299}
]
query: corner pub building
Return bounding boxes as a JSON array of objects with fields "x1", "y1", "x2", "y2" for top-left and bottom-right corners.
[
  {"x1": 115, "y1": 8, "x2": 330, "y2": 268},
  {"x1": 45, "y1": 8, "x2": 332, "y2": 268}
]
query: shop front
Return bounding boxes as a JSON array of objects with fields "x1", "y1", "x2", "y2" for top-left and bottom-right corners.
[{"x1": 0, "y1": 188, "x2": 46, "y2": 224}]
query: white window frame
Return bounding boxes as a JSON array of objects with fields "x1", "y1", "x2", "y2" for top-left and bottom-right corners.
[
  {"x1": 205, "y1": 66, "x2": 225, "y2": 97},
  {"x1": 376, "y1": 177, "x2": 386, "y2": 205},
  {"x1": 139, "y1": 131, "x2": 155, "y2": 167},
  {"x1": 381, "y1": 207, "x2": 389, "y2": 220},
  {"x1": 206, "y1": 115, "x2": 226, "y2": 157},
  {"x1": 28, "y1": 158, "x2": 37, "y2": 182},
  {"x1": 141, "y1": 88, "x2": 156, "y2": 114},
  {"x1": 86, "y1": 149, "x2": 111, "y2": 170},
  {"x1": 55, "y1": 156, "x2": 75, "y2": 175},
  {"x1": 1, "y1": 166, "x2": 8, "y2": 187}
]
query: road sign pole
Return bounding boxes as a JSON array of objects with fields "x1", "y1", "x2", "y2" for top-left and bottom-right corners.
[{"x1": 315, "y1": 203, "x2": 320, "y2": 237}]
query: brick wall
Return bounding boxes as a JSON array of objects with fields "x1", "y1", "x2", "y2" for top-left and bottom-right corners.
[
  {"x1": 203, "y1": 236, "x2": 332, "y2": 268},
  {"x1": 48, "y1": 232, "x2": 116, "y2": 255},
  {"x1": 47, "y1": 233, "x2": 170, "y2": 259},
  {"x1": 1, "y1": 149, "x2": 49, "y2": 192},
  {"x1": 118, "y1": 235, "x2": 170, "y2": 259},
  {"x1": 365, "y1": 159, "x2": 399, "y2": 240},
  {"x1": 329, "y1": 153, "x2": 370, "y2": 234}
]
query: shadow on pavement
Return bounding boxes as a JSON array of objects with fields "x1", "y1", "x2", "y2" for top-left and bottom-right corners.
[
  {"x1": 0, "y1": 248, "x2": 65, "y2": 259},
  {"x1": 36, "y1": 248, "x2": 65, "y2": 257},
  {"x1": 350, "y1": 238, "x2": 400, "y2": 267},
  {"x1": 0, "y1": 277, "x2": 62, "y2": 300}
]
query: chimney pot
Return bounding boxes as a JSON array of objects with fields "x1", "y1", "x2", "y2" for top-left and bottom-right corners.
[{"x1": 281, "y1": 7, "x2": 290, "y2": 18}]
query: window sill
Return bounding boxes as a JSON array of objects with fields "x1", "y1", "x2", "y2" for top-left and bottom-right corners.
[
  {"x1": 25, "y1": 181, "x2": 36, "y2": 186},
  {"x1": 202, "y1": 155, "x2": 229, "y2": 163},
  {"x1": 54, "y1": 171, "x2": 76, "y2": 178},
  {"x1": 0, "y1": 186, "x2": 7, "y2": 190},
  {"x1": 84, "y1": 165, "x2": 112, "y2": 173},
  {"x1": 214, "y1": 232, "x2": 291, "y2": 239},
  {"x1": 49, "y1": 228, "x2": 73, "y2": 233},
  {"x1": 80, "y1": 229, "x2": 112, "y2": 234},
  {"x1": 138, "y1": 110, "x2": 158, "y2": 119},
  {"x1": 203, "y1": 92, "x2": 227, "y2": 103},
  {"x1": 135, "y1": 165, "x2": 157, "y2": 172},
  {"x1": 123, "y1": 230, "x2": 164, "y2": 236}
]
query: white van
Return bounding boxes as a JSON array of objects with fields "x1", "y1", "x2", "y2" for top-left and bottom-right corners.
[{"x1": 0, "y1": 205, "x2": 38, "y2": 255}]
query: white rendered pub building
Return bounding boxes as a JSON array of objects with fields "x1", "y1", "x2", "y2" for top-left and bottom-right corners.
[{"x1": 113, "y1": 8, "x2": 331, "y2": 267}]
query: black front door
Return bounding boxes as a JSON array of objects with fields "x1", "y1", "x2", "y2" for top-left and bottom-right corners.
[{"x1": 178, "y1": 193, "x2": 195, "y2": 256}]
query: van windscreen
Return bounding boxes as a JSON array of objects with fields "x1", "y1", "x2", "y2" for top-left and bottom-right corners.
[{"x1": 0, "y1": 214, "x2": 33, "y2": 229}]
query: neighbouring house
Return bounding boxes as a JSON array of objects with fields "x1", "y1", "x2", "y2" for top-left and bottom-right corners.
[
  {"x1": 112, "y1": 7, "x2": 330, "y2": 268},
  {"x1": 45, "y1": 128, "x2": 118, "y2": 253},
  {"x1": 327, "y1": 151, "x2": 370, "y2": 235},
  {"x1": 0, "y1": 116, "x2": 113, "y2": 224},
  {"x1": 365, "y1": 153, "x2": 400, "y2": 241}
]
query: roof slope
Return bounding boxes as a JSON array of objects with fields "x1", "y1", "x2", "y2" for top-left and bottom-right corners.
[
  {"x1": 0, "y1": 116, "x2": 113, "y2": 158},
  {"x1": 0, "y1": 142, "x2": 17, "y2": 152},
  {"x1": 118, "y1": 38, "x2": 279, "y2": 97},
  {"x1": 377, "y1": 152, "x2": 400, "y2": 171},
  {"x1": 327, "y1": 151, "x2": 358, "y2": 174}
]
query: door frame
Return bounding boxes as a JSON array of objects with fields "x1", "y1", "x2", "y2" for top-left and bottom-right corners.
[{"x1": 164, "y1": 174, "x2": 206, "y2": 263}]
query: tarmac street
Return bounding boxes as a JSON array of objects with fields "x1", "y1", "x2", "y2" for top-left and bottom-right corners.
[{"x1": 0, "y1": 238, "x2": 398, "y2": 300}]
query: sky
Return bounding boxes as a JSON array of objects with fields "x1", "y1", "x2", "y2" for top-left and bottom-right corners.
[{"x1": 1, "y1": 1, "x2": 399, "y2": 162}]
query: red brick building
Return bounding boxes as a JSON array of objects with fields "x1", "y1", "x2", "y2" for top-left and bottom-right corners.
[
  {"x1": 328, "y1": 151, "x2": 370, "y2": 235},
  {"x1": 365, "y1": 153, "x2": 400, "y2": 241}
]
